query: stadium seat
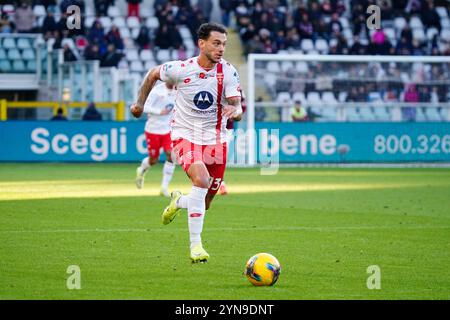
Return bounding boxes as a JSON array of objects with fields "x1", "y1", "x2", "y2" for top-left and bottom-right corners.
[
  {"x1": 373, "y1": 106, "x2": 390, "y2": 121},
  {"x1": 12, "y1": 60, "x2": 26, "y2": 72},
  {"x1": 264, "y1": 73, "x2": 277, "y2": 87},
  {"x1": 292, "y1": 92, "x2": 306, "y2": 104},
  {"x1": 184, "y1": 39, "x2": 196, "y2": 52},
  {"x1": 266, "y1": 61, "x2": 280, "y2": 73},
  {"x1": 112, "y1": 17, "x2": 126, "y2": 28},
  {"x1": 322, "y1": 107, "x2": 337, "y2": 119},
  {"x1": 359, "y1": 107, "x2": 376, "y2": 121},
  {"x1": 33, "y1": 5, "x2": 46, "y2": 17},
  {"x1": 415, "y1": 107, "x2": 426, "y2": 122},
  {"x1": 409, "y1": 16, "x2": 423, "y2": 29},
  {"x1": 436, "y1": 7, "x2": 448, "y2": 19},
  {"x1": 156, "y1": 49, "x2": 171, "y2": 63},
  {"x1": 17, "y1": 38, "x2": 31, "y2": 49},
  {"x1": 131, "y1": 28, "x2": 140, "y2": 39},
  {"x1": 119, "y1": 27, "x2": 131, "y2": 39},
  {"x1": 338, "y1": 92, "x2": 348, "y2": 103},
  {"x1": 179, "y1": 26, "x2": 192, "y2": 40},
  {"x1": 441, "y1": 18, "x2": 450, "y2": 28},
  {"x1": 130, "y1": 60, "x2": 144, "y2": 72},
  {"x1": 346, "y1": 107, "x2": 360, "y2": 122},
  {"x1": 427, "y1": 28, "x2": 439, "y2": 41},
  {"x1": 2, "y1": 37, "x2": 16, "y2": 49},
  {"x1": 145, "y1": 60, "x2": 157, "y2": 70},
  {"x1": 412, "y1": 29, "x2": 426, "y2": 42},
  {"x1": 0, "y1": 60, "x2": 12, "y2": 72},
  {"x1": 0, "y1": 49, "x2": 6, "y2": 60},
  {"x1": 84, "y1": 17, "x2": 96, "y2": 28},
  {"x1": 107, "y1": 6, "x2": 121, "y2": 18},
  {"x1": 343, "y1": 28, "x2": 353, "y2": 42},
  {"x1": 368, "y1": 92, "x2": 383, "y2": 102},
  {"x1": 100, "y1": 17, "x2": 112, "y2": 30},
  {"x1": 146, "y1": 17, "x2": 160, "y2": 29},
  {"x1": 440, "y1": 108, "x2": 449, "y2": 121},
  {"x1": 140, "y1": 6, "x2": 154, "y2": 19},
  {"x1": 280, "y1": 61, "x2": 294, "y2": 73},
  {"x1": 384, "y1": 28, "x2": 396, "y2": 42},
  {"x1": 315, "y1": 39, "x2": 329, "y2": 54},
  {"x1": 394, "y1": 17, "x2": 407, "y2": 31},
  {"x1": 140, "y1": 49, "x2": 154, "y2": 61},
  {"x1": 2, "y1": 4, "x2": 15, "y2": 14},
  {"x1": 425, "y1": 107, "x2": 442, "y2": 121},
  {"x1": 301, "y1": 39, "x2": 314, "y2": 52},
  {"x1": 295, "y1": 61, "x2": 308, "y2": 73},
  {"x1": 339, "y1": 17, "x2": 349, "y2": 29},
  {"x1": 127, "y1": 17, "x2": 140, "y2": 29},
  {"x1": 306, "y1": 92, "x2": 321, "y2": 105},
  {"x1": 22, "y1": 49, "x2": 35, "y2": 60},
  {"x1": 126, "y1": 49, "x2": 139, "y2": 61},
  {"x1": 7, "y1": 49, "x2": 21, "y2": 60},
  {"x1": 322, "y1": 92, "x2": 338, "y2": 105},
  {"x1": 440, "y1": 29, "x2": 450, "y2": 41},
  {"x1": 26, "y1": 60, "x2": 36, "y2": 72},
  {"x1": 276, "y1": 92, "x2": 292, "y2": 103}
]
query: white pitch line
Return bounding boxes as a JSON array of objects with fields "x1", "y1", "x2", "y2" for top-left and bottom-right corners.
[{"x1": 0, "y1": 225, "x2": 449, "y2": 234}]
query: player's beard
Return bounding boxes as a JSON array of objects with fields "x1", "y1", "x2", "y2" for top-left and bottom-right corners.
[{"x1": 205, "y1": 51, "x2": 219, "y2": 64}]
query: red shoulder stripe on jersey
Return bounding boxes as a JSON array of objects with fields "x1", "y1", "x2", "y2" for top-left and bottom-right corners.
[{"x1": 216, "y1": 63, "x2": 224, "y2": 144}]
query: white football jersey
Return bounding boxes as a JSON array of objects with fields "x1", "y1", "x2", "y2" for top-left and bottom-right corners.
[
  {"x1": 143, "y1": 82, "x2": 176, "y2": 134},
  {"x1": 159, "y1": 57, "x2": 241, "y2": 145}
]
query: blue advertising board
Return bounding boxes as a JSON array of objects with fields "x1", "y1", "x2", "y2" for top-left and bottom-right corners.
[
  {"x1": 0, "y1": 121, "x2": 449, "y2": 163},
  {"x1": 251, "y1": 122, "x2": 450, "y2": 163}
]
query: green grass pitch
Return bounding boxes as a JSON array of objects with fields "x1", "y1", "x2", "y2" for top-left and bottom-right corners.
[{"x1": 0, "y1": 163, "x2": 449, "y2": 299}]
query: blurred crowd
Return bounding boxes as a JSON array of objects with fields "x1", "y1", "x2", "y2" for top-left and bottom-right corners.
[
  {"x1": 231, "y1": 0, "x2": 450, "y2": 56},
  {"x1": 0, "y1": 0, "x2": 213, "y2": 66}
]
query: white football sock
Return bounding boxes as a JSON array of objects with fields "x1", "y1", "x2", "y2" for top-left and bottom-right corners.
[
  {"x1": 140, "y1": 157, "x2": 151, "y2": 171},
  {"x1": 161, "y1": 161, "x2": 175, "y2": 190},
  {"x1": 187, "y1": 186, "x2": 208, "y2": 249}
]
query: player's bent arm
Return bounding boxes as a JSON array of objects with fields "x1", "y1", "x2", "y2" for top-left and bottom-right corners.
[
  {"x1": 130, "y1": 65, "x2": 162, "y2": 118},
  {"x1": 223, "y1": 96, "x2": 243, "y2": 119}
]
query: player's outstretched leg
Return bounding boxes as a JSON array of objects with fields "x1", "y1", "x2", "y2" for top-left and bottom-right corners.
[
  {"x1": 161, "y1": 190, "x2": 183, "y2": 225},
  {"x1": 136, "y1": 157, "x2": 151, "y2": 189}
]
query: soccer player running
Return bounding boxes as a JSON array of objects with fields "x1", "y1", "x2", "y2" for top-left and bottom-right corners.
[
  {"x1": 130, "y1": 23, "x2": 243, "y2": 263},
  {"x1": 135, "y1": 81, "x2": 176, "y2": 197}
]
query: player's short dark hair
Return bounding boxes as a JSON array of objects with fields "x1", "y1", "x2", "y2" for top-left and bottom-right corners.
[{"x1": 197, "y1": 23, "x2": 227, "y2": 40}]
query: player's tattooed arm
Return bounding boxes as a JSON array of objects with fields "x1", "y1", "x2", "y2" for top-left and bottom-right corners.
[
  {"x1": 223, "y1": 96, "x2": 243, "y2": 120},
  {"x1": 130, "y1": 66, "x2": 162, "y2": 118}
]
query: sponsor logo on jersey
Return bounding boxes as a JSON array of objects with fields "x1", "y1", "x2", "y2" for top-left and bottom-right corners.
[
  {"x1": 184, "y1": 78, "x2": 191, "y2": 84},
  {"x1": 193, "y1": 91, "x2": 214, "y2": 110}
]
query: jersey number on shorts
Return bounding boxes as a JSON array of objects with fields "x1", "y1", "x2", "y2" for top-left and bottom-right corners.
[{"x1": 209, "y1": 177, "x2": 222, "y2": 191}]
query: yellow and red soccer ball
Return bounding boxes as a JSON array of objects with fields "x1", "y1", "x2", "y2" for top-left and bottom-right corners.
[{"x1": 244, "y1": 253, "x2": 281, "y2": 286}]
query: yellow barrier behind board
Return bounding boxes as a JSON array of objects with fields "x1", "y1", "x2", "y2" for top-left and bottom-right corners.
[{"x1": 0, "y1": 100, "x2": 126, "y2": 121}]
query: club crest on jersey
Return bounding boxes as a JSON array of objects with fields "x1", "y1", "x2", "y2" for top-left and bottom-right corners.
[{"x1": 193, "y1": 91, "x2": 214, "y2": 110}]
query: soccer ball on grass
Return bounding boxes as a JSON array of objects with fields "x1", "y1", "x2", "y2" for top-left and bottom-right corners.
[{"x1": 244, "y1": 253, "x2": 281, "y2": 286}]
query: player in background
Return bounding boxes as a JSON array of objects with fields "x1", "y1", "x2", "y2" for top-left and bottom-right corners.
[
  {"x1": 219, "y1": 90, "x2": 247, "y2": 195},
  {"x1": 130, "y1": 23, "x2": 243, "y2": 263},
  {"x1": 135, "y1": 81, "x2": 176, "y2": 197}
]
